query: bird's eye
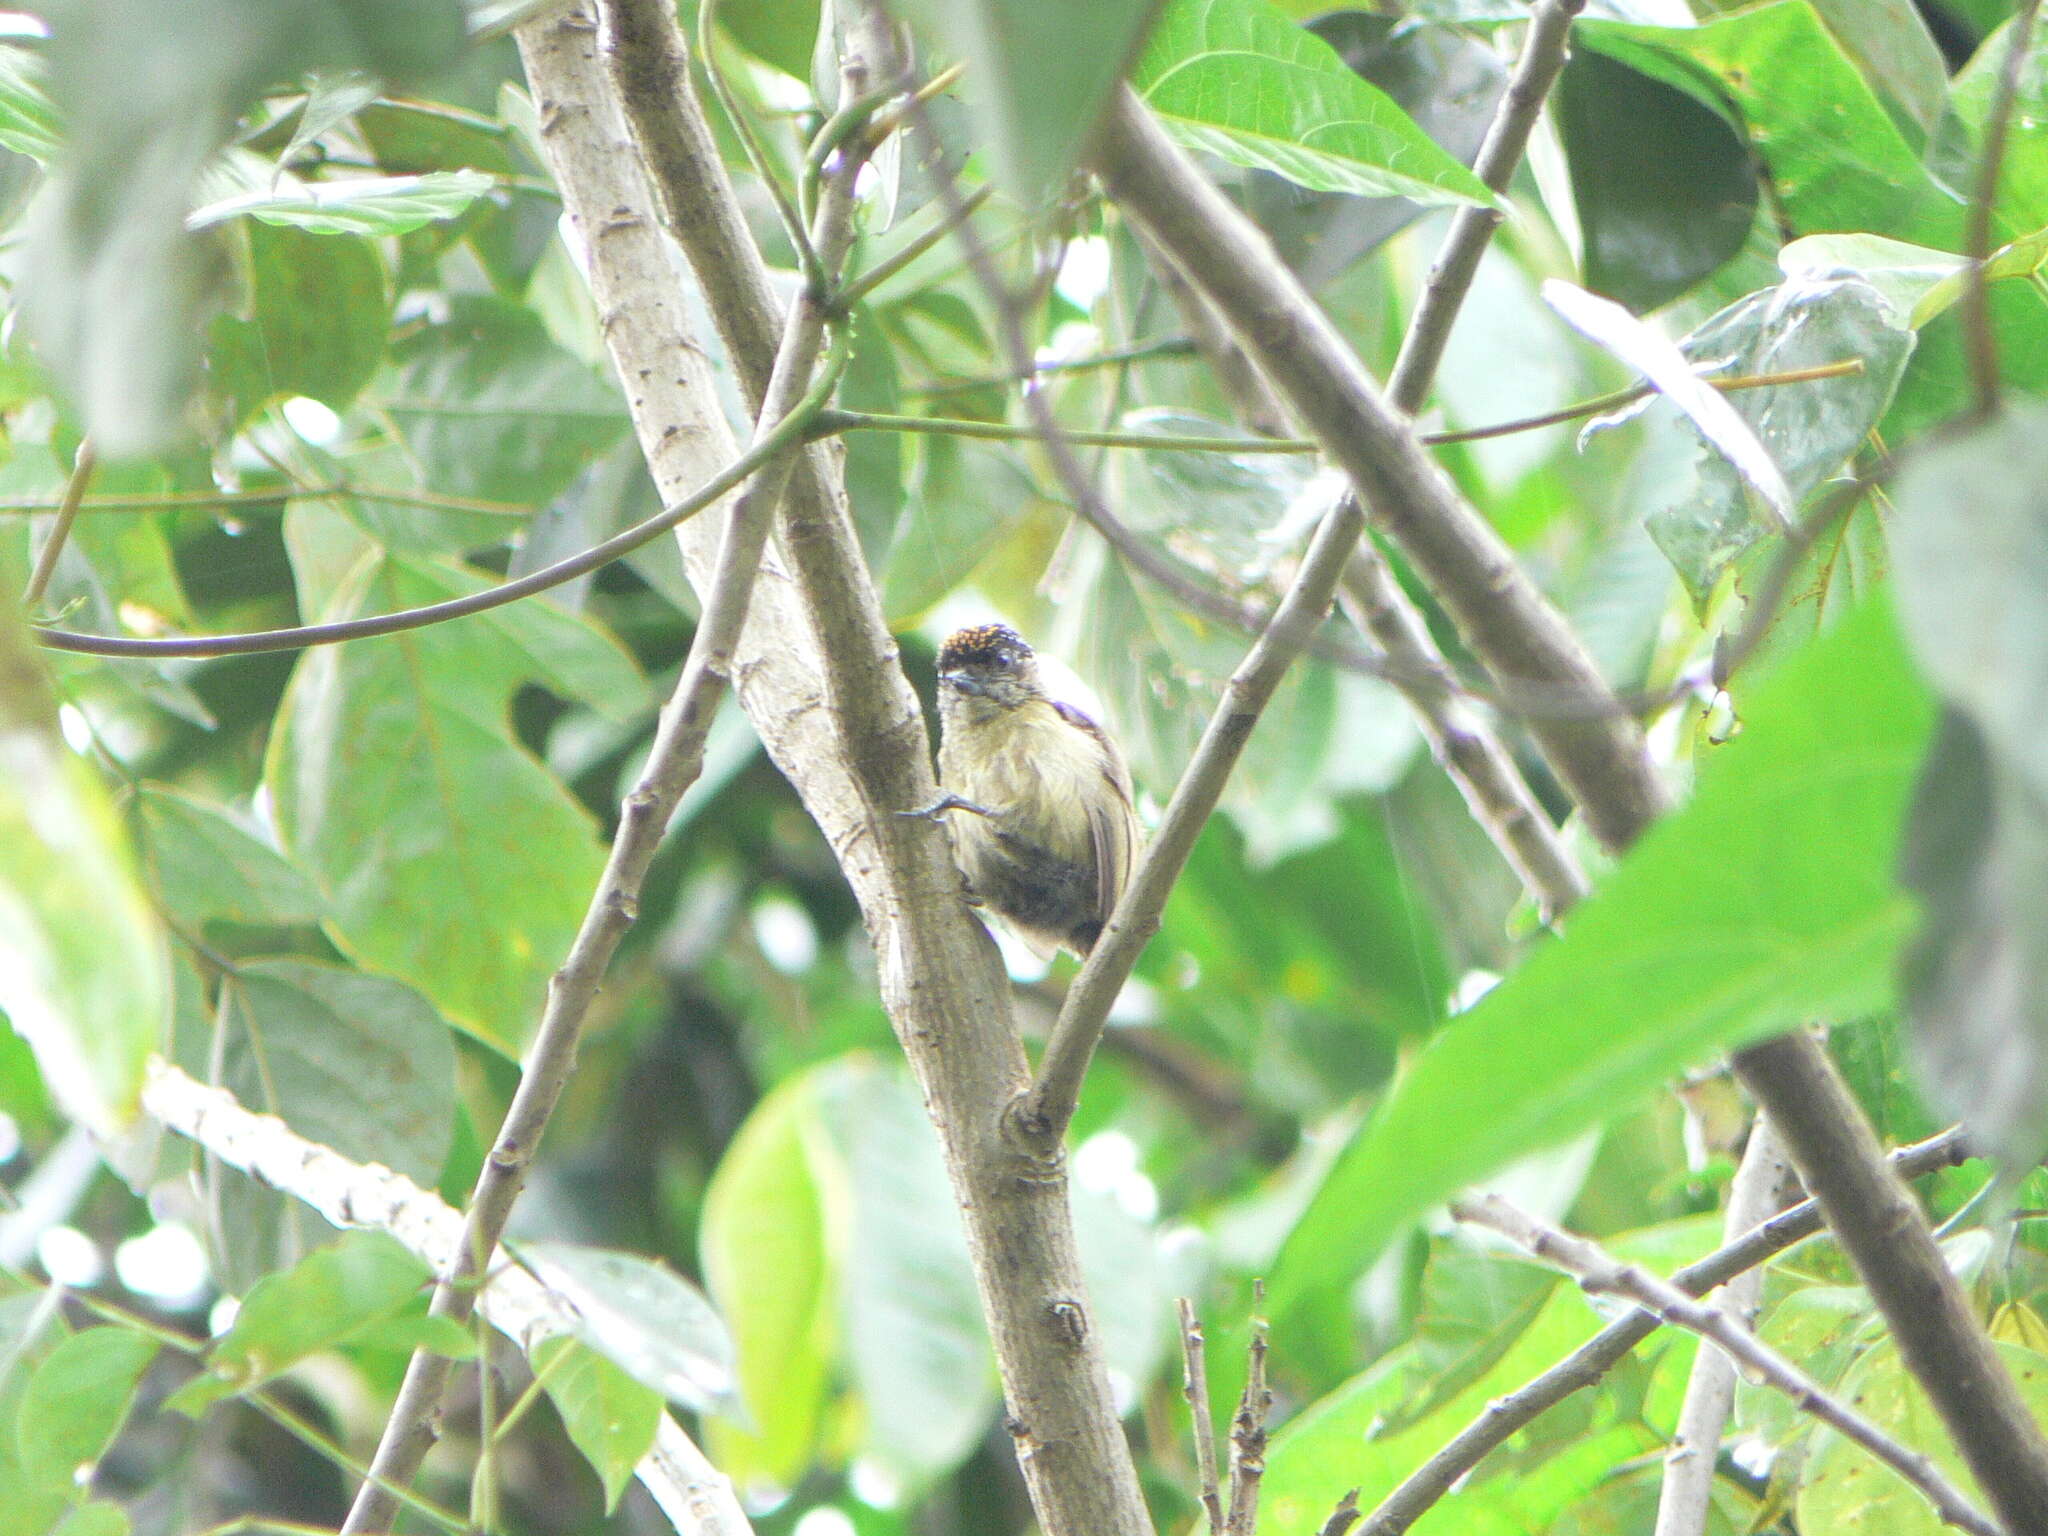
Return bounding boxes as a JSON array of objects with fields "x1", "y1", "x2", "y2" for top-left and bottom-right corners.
[{"x1": 993, "y1": 652, "x2": 1014, "y2": 670}]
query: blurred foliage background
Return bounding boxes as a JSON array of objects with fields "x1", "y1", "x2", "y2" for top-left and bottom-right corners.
[{"x1": 5, "y1": 0, "x2": 2048, "y2": 1533}]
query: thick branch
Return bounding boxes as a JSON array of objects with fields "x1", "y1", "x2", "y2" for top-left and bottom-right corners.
[
  {"x1": 1359, "y1": 1127, "x2": 1969, "y2": 1535},
  {"x1": 1652, "y1": 1114, "x2": 1791, "y2": 1536},
  {"x1": 1091, "y1": 89, "x2": 1662, "y2": 852},
  {"x1": 1453, "y1": 1193, "x2": 1998, "y2": 1536},
  {"x1": 140, "y1": 1059, "x2": 748, "y2": 1536},
  {"x1": 340, "y1": 24, "x2": 852, "y2": 1535},
  {"x1": 590, "y1": 4, "x2": 1153, "y2": 1532},
  {"x1": 1091, "y1": 61, "x2": 2048, "y2": 1536}
]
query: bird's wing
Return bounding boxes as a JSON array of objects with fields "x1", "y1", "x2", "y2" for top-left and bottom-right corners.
[{"x1": 1054, "y1": 700, "x2": 1138, "y2": 928}]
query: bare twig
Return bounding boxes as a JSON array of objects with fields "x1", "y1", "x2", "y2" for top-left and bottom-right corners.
[
  {"x1": 139, "y1": 1058, "x2": 750, "y2": 1536},
  {"x1": 1224, "y1": 1291, "x2": 1272, "y2": 1536},
  {"x1": 1359, "y1": 1126, "x2": 1969, "y2": 1534},
  {"x1": 1963, "y1": 0, "x2": 2044, "y2": 418},
  {"x1": 1652, "y1": 1113, "x2": 1793, "y2": 1536},
  {"x1": 1179, "y1": 1300, "x2": 1225, "y2": 1536},
  {"x1": 34, "y1": 350, "x2": 844, "y2": 660},
  {"x1": 0, "y1": 483, "x2": 529, "y2": 517},
  {"x1": 1317, "y1": 1489, "x2": 1362, "y2": 1536},
  {"x1": 338, "y1": 36, "x2": 859, "y2": 1536},
  {"x1": 1452, "y1": 1192, "x2": 1999, "y2": 1536},
  {"x1": 22, "y1": 437, "x2": 95, "y2": 608},
  {"x1": 832, "y1": 183, "x2": 994, "y2": 312},
  {"x1": 1387, "y1": 0, "x2": 1585, "y2": 411}
]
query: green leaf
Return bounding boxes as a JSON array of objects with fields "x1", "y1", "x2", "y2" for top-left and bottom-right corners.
[
  {"x1": 1892, "y1": 402, "x2": 2048, "y2": 796},
  {"x1": 1267, "y1": 598, "x2": 1936, "y2": 1344},
  {"x1": 0, "y1": 596, "x2": 165, "y2": 1138},
  {"x1": 713, "y1": 0, "x2": 821, "y2": 81},
  {"x1": 22, "y1": 0, "x2": 465, "y2": 454},
  {"x1": 0, "y1": 44, "x2": 60, "y2": 164},
  {"x1": 1552, "y1": 48, "x2": 1756, "y2": 314},
  {"x1": 899, "y1": 0, "x2": 1160, "y2": 206},
  {"x1": 168, "y1": 1231, "x2": 429, "y2": 1414},
  {"x1": 1640, "y1": 275, "x2": 1913, "y2": 609},
  {"x1": 1798, "y1": 1339, "x2": 2048, "y2": 1534},
  {"x1": 1779, "y1": 228, "x2": 2048, "y2": 330},
  {"x1": 14, "y1": 1326, "x2": 158, "y2": 1491},
  {"x1": 0, "y1": 1290, "x2": 70, "y2": 1536},
  {"x1": 534, "y1": 1336, "x2": 662, "y2": 1514},
  {"x1": 197, "y1": 958, "x2": 455, "y2": 1293},
  {"x1": 210, "y1": 220, "x2": 389, "y2": 418},
  {"x1": 812, "y1": 1058, "x2": 998, "y2": 1486},
  {"x1": 880, "y1": 435, "x2": 1034, "y2": 623},
  {"x1": 1261, "y1": 1219, "x2": 1719, "y2": 1535},
  {"x1": 1546, "y1": 279, "x2": 1795, "y2": 534},
  {"x1": 700, "y1": 1071, "x2": 836, "y2": 1491},
  {"x1": 368, "y1": 295, "x2": 629, "y2": 508},
  {"x1": 1950, "y1": 18, "x2": 2048, "y2": 239},
  {"x1": 267, "y1": 550, "x2": 640, "y2": 1051},
  {"x1": 1577, "y1": 4, "x2": 1962, "y2": 250},
  {"x1": 134, "y1": 784, "x2": 324, "y2": 928},
  {"x1": 519, "y1": 1243, "x2": 736, "y2": 1412},
  {"x1": 1133, "y1": 0, "x2": 1494, "y2": 205},
  {"x1": 49, "y1": 1504, "x2": 130, "y2": 1536},
  {"x1": 187, "y1": 169, "x2": 494, "y2": 235}
]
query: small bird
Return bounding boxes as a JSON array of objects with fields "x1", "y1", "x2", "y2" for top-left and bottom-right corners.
[{"x1": 924, "y1": 623, "x2": 1138, "y2": 959}]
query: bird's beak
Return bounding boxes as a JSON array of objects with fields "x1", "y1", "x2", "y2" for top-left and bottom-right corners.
[{"x1": 940, "y1": 669, "x2": 986, "y2": 697}]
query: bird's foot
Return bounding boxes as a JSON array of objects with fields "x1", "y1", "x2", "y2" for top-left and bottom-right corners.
[{"x1": 898, "y1": 793, "x2": 993, "y2": 821}]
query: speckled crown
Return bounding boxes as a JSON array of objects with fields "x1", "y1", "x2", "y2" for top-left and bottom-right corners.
[{"x1": 937, "y1": 623, "x2": 1032, "y2": 669}]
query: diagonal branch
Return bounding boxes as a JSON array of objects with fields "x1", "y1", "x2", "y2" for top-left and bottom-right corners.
[
  {"x1": 1452, "y1": 1192, "x2": 1999, "y2": 1536},
  {"x1": 1089, "y1": 50, "x2": 2048, "y2": 1536},
  {"x1": 1359, "y1": 1126, "x2": 1968, "y2": 1535}
]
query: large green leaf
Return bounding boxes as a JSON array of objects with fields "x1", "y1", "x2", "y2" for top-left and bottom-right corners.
[
  {"x1": 0, "y1": 596, "x2": 165, "y2": 1138},
  {"x1": 210, "y1": 219, "x2": 389, "y2": 420},
  {"x1": 267, "y1": 550, "x2": 642, "y2": 1052},
  {"x1": 194, "y1": 957, "x2": 456, "y2": 1292},
  {"x1": 168, "y1": 1231, "x2": 436, "y2": 1413},
  {"x1": 1268, "y1": 597, "x2": 1936, "y2": 1345},
  {"x1": 13, "y1": 1326, "x2": 158, "y2": 1496},
  {"x1": 187, "y1": 169, "x2": 492, "y2": 235},
  {"x1": 899, "y1": 0, "x2": 1160, "y2": 206},
  {"x1": 367, "y1": 294, "x2": 629, "y2": 508},
  {"x1": 699, "y1": 1071, "x2": 836, "y2": 1492},
  {"x1": 133, "y1": 784, "x2": 324, "y2": 929},
  {"x1": 1553, "y1": 47, "x2": 1756, "y2": 314},
  {"x1": 1131, "y1": 0, "x2": 1495, "y2": 205},
  {"x1": 1578, "y1": 2, "x2": 1962, "y2": 249}
]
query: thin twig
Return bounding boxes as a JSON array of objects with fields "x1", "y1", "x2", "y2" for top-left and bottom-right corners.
[
  {"x1": 1451, "y1": 1193, "x2": 1999, "y2": 1536},
  {"x1": 832, "y1": 183, "x2": 994, "y2": 312},
  {"x1": 1224, "y1": 1288, "x2": 1272, "y2": 1536},
  {"x1": 0, "y1": 483, "x2": 530, "y2": 517},
  {"x1": 22, "y1": 437, "x2": 96, "y2": 608},
  {"x1": 906, "y1": 335, "x2": 1200, "y2": 394},
  {"x1": 1652, "y1": 1113, "x2": 1792, "y2": 1536},
  {"x1": 1356, "y1": 1133, "x2": 1972, "y2": 1534},
  {"x1": 699, "y1": 0, "x2": 825, "y2": 296},
  {"x1": 32, "y1": 349, "x2": 843, "y2": 660},
  {"x1": 1179, "y1": 1299, "x2": 1225, "y2": 1536},
  {"x1": 1317, "y1": 1489, "x2": 1362, "y2": 1536},
  {"x1": 1963, "y1": 0, "x2": 2044, "y2": 418}
]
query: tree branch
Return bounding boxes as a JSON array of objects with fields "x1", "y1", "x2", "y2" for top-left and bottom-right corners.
[
  {"x1": 22, "y1": 437, "x2": 95, "y2": 609},
  {"x1": 139, "y1": 1058, "x2": 750, "y2": 1536},
  {"x1": 1652, "y1": 1113, "x2": 1792, "y2": 1536},
  {"x1": 589, "y1": 3, "x2": 1154, "y2": 1531},
  {"x1": 1452, "y1": 1192, "x2": 1999, "y2": 1536},
  {"x1": 338, "y1": 23, "x2": 859, "y2": 1531},
  {"x1": 1090, "y1": 53, "x2": 2048, "y2": 1536},
  {"x1": 1359, "y1": 1126, "x2": 1967, "y2": 1535}
]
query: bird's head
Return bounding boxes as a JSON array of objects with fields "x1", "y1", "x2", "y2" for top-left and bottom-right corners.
[{"x1": 936, "y1": 623, "x2": 1044, "y2": 713}]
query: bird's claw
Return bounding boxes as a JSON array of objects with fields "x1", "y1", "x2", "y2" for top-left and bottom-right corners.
[{"x1": 898, "y1": 794, "x2": 993, "y2": 821}]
